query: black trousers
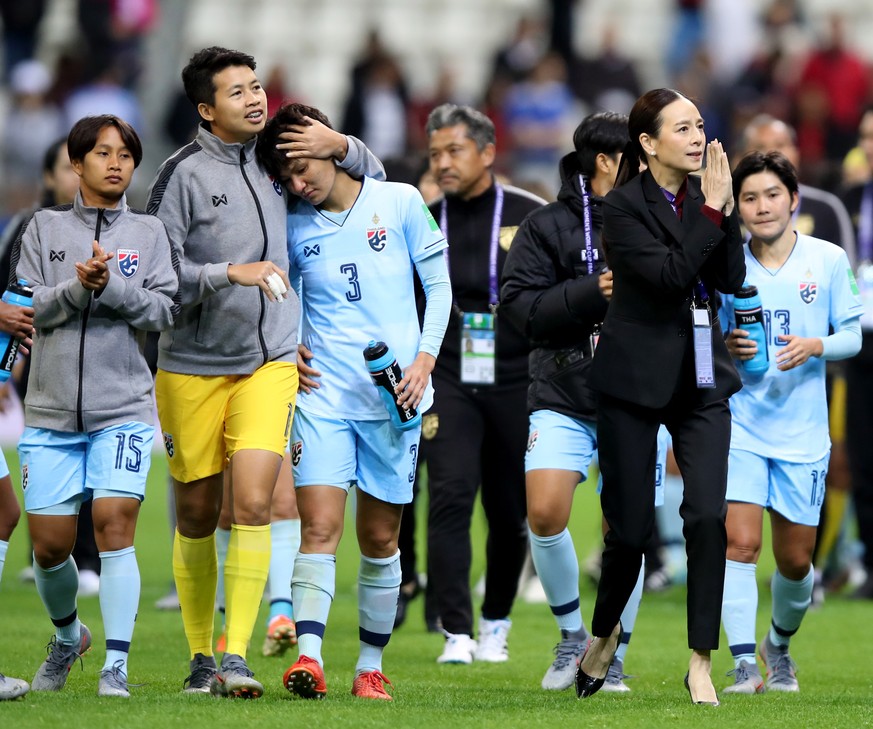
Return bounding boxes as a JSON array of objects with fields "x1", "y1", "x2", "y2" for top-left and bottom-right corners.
[
  {"x1": 425, "y1": 373, "x2": 528, "y2": 635},
  {"x1": 846, "y1": 355, "x2": 873, "y2": 572},
  {"x1": 593, "y1": 390, "x2": 730, "y2": 650}
]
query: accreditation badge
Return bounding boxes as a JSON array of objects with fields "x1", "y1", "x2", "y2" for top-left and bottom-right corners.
[
  {"x1": 460, "y1": 311, "x2": 496, "y2": 385},
  {"x1": 691, "y1": 306, "x2": 715, "y2": 389}
]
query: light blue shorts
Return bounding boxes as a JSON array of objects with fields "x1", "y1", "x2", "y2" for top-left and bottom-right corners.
[
  {"x1": 596, "y1": 423, "x2": 667, "y2": 507},
  {"x1": 727, "y1": 449, "x2": 829, "y2": 526},
  {"x1": 0, "y1": 448, "x2": 9, "y2": 480},
  {"x1": 20, "y1": 422, "x2": 154, "y2": 514},
  {"x1": 525, "y1": 410, "x2": 598, "y2": 481},
  {"x1": 290, "y1": 409, "x2": 420, "y2": 505}
]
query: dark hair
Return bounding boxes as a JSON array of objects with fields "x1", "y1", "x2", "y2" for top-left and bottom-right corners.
[
  {"x1": 614, "y1": 88, "x2": 688, "y2": 188},
  {"x1": 732, "y1": 151, "x2": 799, "y2": 201},
  {"x1": 426, "y1": 103, "x2": 495, "y2": 150},
  {"x1": 40, "y1": 136, "x2": 69, "y2": 207},
  {"x1": 257, "y1": 102, "x2": 333, "y2": 180},
  {"x1": 182, "y1": 46, "x2": 256, "y2": 107},
  {"x1": 67, "y1": 115, "x2": 143, "y2": 168},
  {"x1": 573, "y1": 112, "x2": 629, "y2": 177}
]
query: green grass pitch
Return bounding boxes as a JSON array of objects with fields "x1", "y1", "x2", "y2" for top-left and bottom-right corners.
[{"x1": 1, "y1": 450, "x2": 871, "y2": 728}]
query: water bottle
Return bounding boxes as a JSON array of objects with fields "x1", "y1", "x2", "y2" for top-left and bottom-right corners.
[
  {"x1": 733, "y1": 284, "x2": 769, "y2": 375},
  {"x1": 363, "y1": 339, "x2": 421, "y2": 430},
  {"x1": 0, "y1": 279, "x2": 33, "y2": 382}
]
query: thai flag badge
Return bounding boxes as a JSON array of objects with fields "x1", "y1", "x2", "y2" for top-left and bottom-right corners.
[
  {"x1": 117, "y1": 249, "x2": 140, "y2": 279},
  {"x1": 367, "y1": 228, "x2": 387, "y2": 252}
]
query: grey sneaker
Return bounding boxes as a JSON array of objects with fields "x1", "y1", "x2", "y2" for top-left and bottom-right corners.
[
  {"x1": 723, "y1": 659, "x2": 764, "y2": 694},
  {"x1": 98, "y1": 660, "x2": 130, "y2": 698},
  {"x1": 0, "y1": 674, "x2": 29, "y2": 700},
  {"x1": 541, "y1": 628, "x2": 588, "y2": 691},
  {"x1": 759, "y1": 635, "x2": 799, "y2": 692},
  {"x1": 32, "y1": 624, "x2": 92, "y2": 691},
  {"x1": 182, "y1": 653, "x2": 217, "y2": 694},
  {"x1": 601, "y1": 656, "x2": 631, "y2": 693},
  {"x1": 210, "y1": 653, "x2": 264, "y2": 699}
]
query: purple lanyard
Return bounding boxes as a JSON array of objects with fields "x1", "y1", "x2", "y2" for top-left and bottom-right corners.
[
  {"x1": 661, "y1": 186, "x2": 709, "y2": 303},
  {"x1": 578, "y1": 175, "x2": 595, "y2": 275},
  {"x1": 440, "y1": 184, "x2": 505, "y2": 308},
  {"x1": 859, "y1": 182, "x2": 873, "y2": 262}
]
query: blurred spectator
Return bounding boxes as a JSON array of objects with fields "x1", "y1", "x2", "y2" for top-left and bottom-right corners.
[
  {"x1": 665, "y1": 0, "x2": 705, "y2": 82},
  {"x1": 162, "y1": 85, "x2": 201, "y2": 149},
  {"x1": 263, "y1": 64, "x2": 300, "y2": 116},
  {"x1": 408, "y1": 66, "x2": 468, "y2": 154},
  {"x1": 77, "y1": 0, "x2": 158, "y2": 88},
  {"x1": 502, "y1": 52, "x2": 578, "y2": 195},
  {"x1": 491, "y1": 15, "x2": 549, "y2": 86},
  {"x1": 793, "y1": 14, "x2": 872, "y2": 182},
  {"x1": 0, "y1": 0, "x2": 47, "y2": 81},
  {"x1": 569, "y1": 24, "x2": 640, "y2": 114},
  {"x1": 341, "y1": 31, "x2": 410, "y2": 159},
  {"x1": 1, "y1": 60, "x2": 64, "y2": 215},
  {"x1": 63, "y1": 63, "x2": 145, "y2": 136}
]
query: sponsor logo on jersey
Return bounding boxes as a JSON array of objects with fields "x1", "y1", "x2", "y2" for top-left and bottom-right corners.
[
  {"x1": 799, "y1": 280, "x2": 817, "y2": 304},
  {"x1": 117, "y1": 249, "x2": 140, "y2": 278},
  {"x1": 50, "y1": 250, "x2": 65, "y2": 262},
  {"x1": 304, "y1": 244, "x2": 321, "y2": 258},
  {"x1": 212, "y1": 194, "x2": 228, "y2": 207},
  {"x1": 367, "y1": 227, "x2": 387, "y2": 252}
]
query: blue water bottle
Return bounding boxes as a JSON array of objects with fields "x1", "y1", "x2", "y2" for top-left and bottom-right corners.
[
  {"x1": 363, "y1": 339, "x2": 421, "y2": 430},
  {"x1": 0, "y1": 279, "x2": 33, "y2": 382},
  {"x1": 733, "y1": 284, "x2": 769, "y2": 375}
]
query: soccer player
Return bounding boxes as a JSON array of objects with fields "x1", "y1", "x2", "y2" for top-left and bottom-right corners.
[
  {"x1": 257, "y1": 102, "x2": 450, "y2": 700},
  {"x1": 146, "y1": 47, "x2": 383, "y2": 698},
  {"x1": 501, "y1": 112, "x2": 666, "y2": 692},
  {"x1": 720, "y1": 151, "x2": 863, "y2": 693},
  {"x1": 13, "y1": 114, "x2": 177, "y2": 697}
]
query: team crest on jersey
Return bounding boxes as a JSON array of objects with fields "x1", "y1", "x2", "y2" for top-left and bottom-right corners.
[
  {"x1": 367, "y1": 227, "x2": 387, "y2": 252},
  {"x1": 422, "y1": 413, "x2": 439, "y2": 441},
  {"x1": 271, "y1": 177, "x2": 283, "y2": 195},
  {"x1": 117, "y1": 249, "x2": 139, "y2": 278},
  {"x1": 526, "y1": 429, "x2": 539, "y2": 453},
  {"x1": 291, "y1": 440, "x2": 303, "y2": 466},
  {"x1": 799, "y1": 280, "x2": 818, "y2": 304},
  {"x1": 163, "y1": 432, "x2": 174, "y2": 458}
]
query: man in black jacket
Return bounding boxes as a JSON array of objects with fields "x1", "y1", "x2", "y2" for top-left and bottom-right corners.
[{"x1": 423, "y1": 104, "x2": 544, "y2": 664}]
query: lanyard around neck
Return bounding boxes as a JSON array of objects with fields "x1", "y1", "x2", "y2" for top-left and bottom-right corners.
[
  {"x1": 578, "y1": 175, "x2": 595, "y2": 275},
  {"x1": 440, "y1": 183, "x2": 505, "y2": 307},
  {"x1": 859, "y1": 182, "x2": 873, "y2": 262}
]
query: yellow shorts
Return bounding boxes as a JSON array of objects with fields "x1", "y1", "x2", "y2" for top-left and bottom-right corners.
[{"x1": 156, "y1": 361, "x2": 298, "y2": 483}]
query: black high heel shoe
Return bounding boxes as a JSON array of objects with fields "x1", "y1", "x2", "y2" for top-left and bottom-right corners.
[
  {"x1": 684, "y1": 672, "x2": 720, "y2": 706},
  {"x1": 574, "y1": 622, "x2": 622, "y2": 699}
]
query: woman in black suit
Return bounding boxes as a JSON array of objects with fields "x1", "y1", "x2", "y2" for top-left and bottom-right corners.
[{"x1": 575, "y1": 88, "x2": 745, "y2": 705}]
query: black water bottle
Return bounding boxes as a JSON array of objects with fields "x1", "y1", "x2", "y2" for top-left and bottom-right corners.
[{"x1": 363, "y1": 339, "x2": 421, "y2": 430}]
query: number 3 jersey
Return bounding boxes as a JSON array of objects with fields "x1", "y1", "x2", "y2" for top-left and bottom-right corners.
[
  {"x1": 288, "y1": 177, "x2": 447, "y2": 420},
  {"x1": 721, "y1": 234, "x2": 864, "y2": 462}
]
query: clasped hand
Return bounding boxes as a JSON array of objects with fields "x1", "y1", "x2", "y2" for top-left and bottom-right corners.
[
  {"x1": 701, "y1": 140, "x2": 734, "y2": 215},
  {"x1": 75, "y1": 240, "x2": 113, "y2": 292}
]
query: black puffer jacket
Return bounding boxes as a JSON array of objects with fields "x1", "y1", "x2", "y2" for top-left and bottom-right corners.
[{"x1": 500, "y1": 153, "x2": 609, "y2": 420}]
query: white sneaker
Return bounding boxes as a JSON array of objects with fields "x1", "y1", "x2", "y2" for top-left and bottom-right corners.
[
  {"x1": 77, "y1": 569, "x2": 100, "y2": 598},
  {"x1": 474, "y1": 617, "x2": 510, "y2": 663},
  {"x1": 437, "y1": 632, "x2": 476, "y2": 664}
]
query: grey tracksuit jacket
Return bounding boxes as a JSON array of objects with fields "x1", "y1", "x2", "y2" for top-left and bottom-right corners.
[
  {"x1": 147, "y1": 123, "x2": 384, "y2": 375},
  {"x1": 12, "y1": 193, "x2": 179, "y2": 432}
]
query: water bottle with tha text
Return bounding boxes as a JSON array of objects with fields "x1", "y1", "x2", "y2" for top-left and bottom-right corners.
[
  {"x1": 363, "y1": 339, "x2": 421, "y2": 430},
  {"x1": 0, "y1": 279, "x2": 33, "y2": 382},
  {"x1": 734, "y1": 284, "x2": 769, "y2": 375}
]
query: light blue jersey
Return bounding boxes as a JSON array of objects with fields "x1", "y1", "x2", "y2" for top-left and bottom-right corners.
[
  {"x1": 722, "y1": 234, "x2": 863, "y2": 462},
  {"x1": 289, "y1": 177, "x2": 447, "y2": 420}
]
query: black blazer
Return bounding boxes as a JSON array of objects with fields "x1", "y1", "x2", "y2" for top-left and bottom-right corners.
[{"x1": 589, "y1": 169, "x2": 746, "y2": 409}]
